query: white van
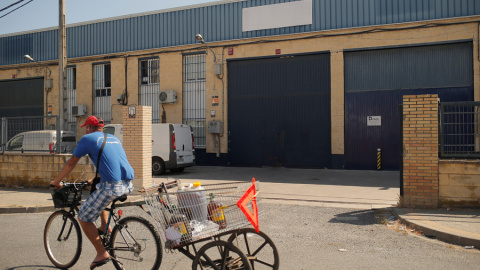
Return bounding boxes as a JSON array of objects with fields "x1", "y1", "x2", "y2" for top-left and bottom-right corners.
[
  {"x1": 103, "y1": 123, "x2": 195, "y2": 175},
  {"x1": 3, "y1": 130, "x2": 77, "y2": 153}
]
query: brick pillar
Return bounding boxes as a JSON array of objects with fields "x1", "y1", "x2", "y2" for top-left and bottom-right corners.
[
  {"x1": 122, "y1": 106, "x2": 152, "y2": 190},
  {"x1": 402, "y1": 94, "x2": 439, "y2": 208}
]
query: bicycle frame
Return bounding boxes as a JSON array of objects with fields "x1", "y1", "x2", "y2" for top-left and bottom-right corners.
[
  {"x1": 52, "y1": 184, "x2": 83, "y2": 243},
  {"x1": 103, "y1": 201, "x2": 143, "y2": 255},
  {"x1": 56, "y1": 210, "x2": 77, "y2": 242},
  {"x1": 53, "y1": 184, "x2": 125, "y2": 247}
]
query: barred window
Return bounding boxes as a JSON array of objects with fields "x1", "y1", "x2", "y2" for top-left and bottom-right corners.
[
  {"x1": 139, "y1": 58, "x2": 160, "y2": 123},
  {"x1": 140, "y1": 58, "x2": 160, "y2": 85},
  {"x1": 93, "y1": 63, "x2": 111, "y2": 123},
  {"x1": 183, "y1": 53, "x2": 206, "y2": 148},
  {"x1": 66, "y1": 66, "x2": 77, "y2": 132}
]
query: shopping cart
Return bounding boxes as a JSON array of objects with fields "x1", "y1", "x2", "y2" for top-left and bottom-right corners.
[{"x1": 141, "y1": 178, "x2": 279, "y2": 270}]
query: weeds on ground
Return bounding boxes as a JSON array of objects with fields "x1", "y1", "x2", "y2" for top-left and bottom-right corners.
[{"x1": 375, "y1": 208, "x2": 421, "y2": 236}]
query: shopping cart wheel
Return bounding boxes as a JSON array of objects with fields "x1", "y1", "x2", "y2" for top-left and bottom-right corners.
[
  {"x1": 227, "y1": 228, "x2": 280, "y2": 270},
  {"x1": 192, "y1": 240, "x2": 252, "y2": 270}
]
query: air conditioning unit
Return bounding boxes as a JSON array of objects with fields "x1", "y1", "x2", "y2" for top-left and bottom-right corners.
[
  {"x1": 159, "y1": 90, "x2": 177, "y2": 103},
  {"x1": 72, "y1": 105, "x2": 87, "y2": 117}
]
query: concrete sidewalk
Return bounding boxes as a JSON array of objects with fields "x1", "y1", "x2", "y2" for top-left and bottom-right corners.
[
  {"x1": 0, "y1": 166, "x2": 478, "y2": 249},
  {"x1": 393, "y1": 208, "x2": 480, "y2": 249}
]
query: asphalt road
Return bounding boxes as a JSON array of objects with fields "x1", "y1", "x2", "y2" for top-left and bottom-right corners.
[{"x1": 1, "y1": 203, "x2": 479, "y2": 270}]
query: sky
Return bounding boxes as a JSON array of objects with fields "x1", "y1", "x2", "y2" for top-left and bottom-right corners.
[{"x1": 0, "y1": 0, "x2": 217, "y2": 36}]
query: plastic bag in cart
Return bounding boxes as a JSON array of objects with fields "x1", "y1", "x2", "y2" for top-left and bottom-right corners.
[
  {"x1": 165, "y1": 221, "x2": 190, "y2": 245},
  {"x1": 190, "y1": 220, "x2": 219, "y2": 241}
]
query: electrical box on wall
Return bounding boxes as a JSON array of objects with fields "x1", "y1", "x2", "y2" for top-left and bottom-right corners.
[
  {"x1": 208, "y1": 121, "x2": 223, "y2": 134},
  {"x1": 214, "y1": 63, "x2": 223, "y2": 75},
  {"x1": 72, "y1": 105, "x2": 87, "y2": 116},
  {"x1": 45, "y1": 79, "x2": 53, "y2": 89}
]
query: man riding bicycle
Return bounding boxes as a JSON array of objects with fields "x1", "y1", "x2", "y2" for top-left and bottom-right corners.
[{"x1": 50, "y1": 116, "x2": 134, "y2": 269}]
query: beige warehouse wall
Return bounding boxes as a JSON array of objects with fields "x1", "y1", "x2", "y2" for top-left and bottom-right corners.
[{"x1": 1, "y1": 17, "x2": 479, "y2": 157}]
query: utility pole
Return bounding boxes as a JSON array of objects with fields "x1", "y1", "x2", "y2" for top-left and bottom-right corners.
[
  {"x1": 59, "y1": 0, "x2": 66, "y2": 132},
  {"x1": 57, "y1": 0, "x2": 66, "y2": 154}
]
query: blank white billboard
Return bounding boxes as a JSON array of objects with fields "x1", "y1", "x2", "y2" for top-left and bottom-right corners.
[{"x1": 242, "y1": 0, "x2": 312, "y2": 32}]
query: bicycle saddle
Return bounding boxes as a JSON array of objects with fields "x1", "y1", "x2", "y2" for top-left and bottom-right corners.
[{"x1": 112, "y1": 195, "x2": 128, "y2": 204}]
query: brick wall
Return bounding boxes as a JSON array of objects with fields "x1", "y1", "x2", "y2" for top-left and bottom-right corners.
[
  {"x1": 402, "y1": 94, "x2": 439, "y2": 208},
  {"x1": 0, "y1": 154, "x2": 94, "y2": 187},
  {"x1": 0, "y1": 106, "x2": 153, "y2": 189},
  {"x1": 122, "y1": 106, "x2": 152, "y2": 190}
]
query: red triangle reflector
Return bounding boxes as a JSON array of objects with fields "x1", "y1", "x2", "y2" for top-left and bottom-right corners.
[{"x1": 237, "y1": 178, "x2": 259, "y2": 233}]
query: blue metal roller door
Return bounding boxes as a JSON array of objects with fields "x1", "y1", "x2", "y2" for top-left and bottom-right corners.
[
  {"x1": 344, "y1": 42, "x2": 473, "y2": 170},
  {"x1": 0, "y1": 77, "x2": 44, "y2": 117},
  {"x1": 228, "y1": 53, "x2": 331, "y2": 168}
]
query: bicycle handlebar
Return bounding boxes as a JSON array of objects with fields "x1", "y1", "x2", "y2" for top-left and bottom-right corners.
[{"x1": 50, "y1": 181, "x2": 90, "y2": 188}]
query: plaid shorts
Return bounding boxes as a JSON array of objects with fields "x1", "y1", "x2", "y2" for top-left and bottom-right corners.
[{"x1": 78, "y1": 180, "x2": 133, "y2": 222}]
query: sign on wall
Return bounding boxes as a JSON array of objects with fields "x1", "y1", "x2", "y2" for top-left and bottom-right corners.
[
  {"x1": 242, "y1": 0, "x2": 312, "y2": 32},
  {"x1": 367, "y1": 116, "x2": 381, "y2": 126}
]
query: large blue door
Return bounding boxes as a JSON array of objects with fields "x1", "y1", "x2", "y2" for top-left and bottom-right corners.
[
  {"x1": 345, "y1": 87, "x2": 473, "y2": 170},
  {"x1": 228, "y1": 53, "x2": 331, "y2": 168},
  {"x1": 344, "y1": 42, "x2": 473, "y2": 170}
]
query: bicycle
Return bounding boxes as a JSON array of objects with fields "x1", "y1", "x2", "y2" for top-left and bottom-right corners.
[{"x1": 44, "y1": 181, "x2": 163, "y2": 269}]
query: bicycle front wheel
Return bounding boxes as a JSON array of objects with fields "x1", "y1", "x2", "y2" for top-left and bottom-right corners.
[
  {"x1": 44, "y1": 210, "x2": 82, "y2": 269},
  {"x1": 109, "y1": 216, "x2": 162, "y2": 270}
]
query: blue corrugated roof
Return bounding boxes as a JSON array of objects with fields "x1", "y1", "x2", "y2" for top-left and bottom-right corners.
[{"x1": 1, "y1": 0, "x2": 480, "y2": 66}]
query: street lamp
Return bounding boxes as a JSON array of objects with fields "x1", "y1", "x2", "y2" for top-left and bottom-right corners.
[
  {"x1": 24, "y1": 54, "x2": 52, "y2": 76},
  {"x1": 23, "y1": 54, "x2": 34, "y2": 62},
  {"x1": 195, "y1": 34, "x2": 216, "y2": 63}
]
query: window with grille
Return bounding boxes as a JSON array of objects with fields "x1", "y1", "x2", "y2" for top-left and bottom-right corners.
[
  {"x1": 183, "y1": 53, "x2": 206, "y2": 148},
  {"x1": 139, "y1": 58, "x2": 160, "y2": 123},
  {"x1": 66, "y1": 66, "x2": 77, "y2": 132},
  {"x1": 93, "y1": 63, "x2": 111, "y2": 123}
]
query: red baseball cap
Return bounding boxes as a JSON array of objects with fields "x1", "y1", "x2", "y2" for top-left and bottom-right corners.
[{"x1": 80, "y1": 116, "x2": 105, "y2": 128}]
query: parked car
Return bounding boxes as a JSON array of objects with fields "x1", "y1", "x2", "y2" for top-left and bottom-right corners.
[
  {"x1": 2, "y1": 130, "x2": 77, "y2": 153},
  {"x1": 103, "y1": 123, "x2": 195, "y2": 175}
]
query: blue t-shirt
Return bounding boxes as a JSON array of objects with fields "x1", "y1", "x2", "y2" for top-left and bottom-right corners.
[{"x1": 73, "y1": 131, "x2": 134, "y2": 182}]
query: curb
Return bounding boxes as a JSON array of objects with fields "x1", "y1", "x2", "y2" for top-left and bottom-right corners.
[
  {"x1": 0, "y1": 205, "x2": 55, "y2": 214},
  {"x1": 0, "y1": 196, "x2": 146, "y2": 215},
  {"x1": 393, "y1": 208, "x2": 480, "y2": 249}
]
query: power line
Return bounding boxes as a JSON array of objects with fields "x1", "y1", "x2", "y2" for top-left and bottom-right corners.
[
  {"x1": 0, "y1": 0, "x2": 25, "y2": 13},
  {"x1": 0, "y1": 0, "x2": 34, "y2": 19}
]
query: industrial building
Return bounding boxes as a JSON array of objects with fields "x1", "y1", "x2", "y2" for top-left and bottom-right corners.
[{"x1": 1, "y1": 0, "x2": 479, "y2": 170}]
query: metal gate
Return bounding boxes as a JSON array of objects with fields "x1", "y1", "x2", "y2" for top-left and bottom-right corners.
[{"x1": 228, "y1": 53, "x2": 331, "y2": 168}]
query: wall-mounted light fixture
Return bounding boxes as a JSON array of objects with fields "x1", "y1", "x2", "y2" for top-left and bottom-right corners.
[
  {"x1": 24, "y1": 54, "x2": 52, "y2": 76},
  {"x1": 195, "y1": 34, "x2": 217, "y2": 62},
  {"x1": 195, "y1": 34, "x2": 222, "y2": 75}
]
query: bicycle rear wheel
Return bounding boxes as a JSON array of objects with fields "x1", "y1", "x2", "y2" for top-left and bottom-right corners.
[
  {"x1": 44, "y1": 210, "x2": 82, "y2": 269},
  {"x1": 109, "y1": 216, "x2": 162, "y2": 270}
]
